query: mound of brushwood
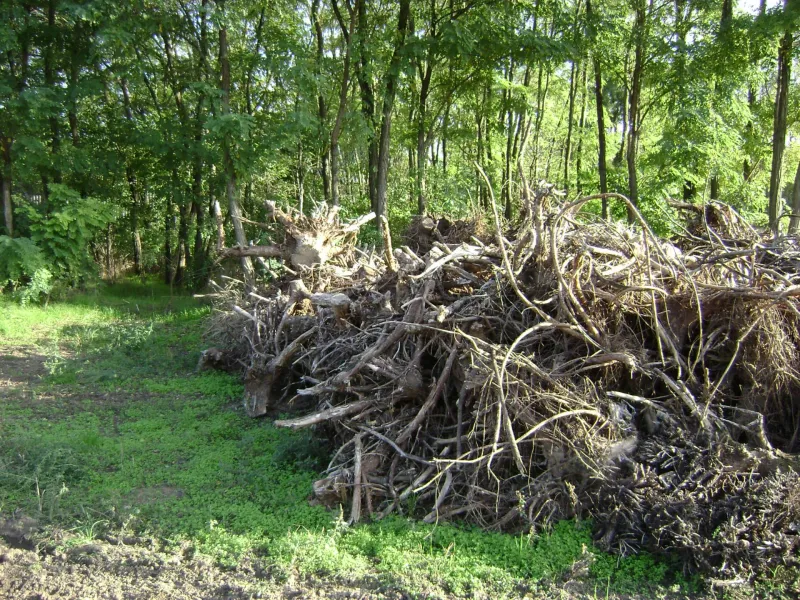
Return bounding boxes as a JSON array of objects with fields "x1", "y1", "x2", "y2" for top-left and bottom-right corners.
[{"x1": 210, "y1": 189, "x2": 800, "y2": 580}]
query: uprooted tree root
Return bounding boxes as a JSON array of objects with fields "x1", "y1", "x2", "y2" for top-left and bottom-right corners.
[{"x1": 208, "y1": 188, "x2": 800, "y2": 581}]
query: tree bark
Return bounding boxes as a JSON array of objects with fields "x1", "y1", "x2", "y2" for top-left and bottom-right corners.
[
  {"x1": 331, "y1": 0, "x2": 355, "y2": 207},
  {"x1": 374, "y1": 0, "x2": 412, "y2": 219},
  {"x1": 416, "y1": 58, "x2": 433, "y2": 215},
  {"x1": 575, "y1": 63, "x2": 588, "y2": 196},
  {"x1": 587, "y1": 0, "x2": 608, "y2": 218},
  {"x1": 219, "y1": 4, "x2": 254, "y2": 286},
  {"x1": 626, "y1": 0, "x2": 647, "y2": 223},
  {"x1": 311, "y1": 0, "x2": 330, "y2": 203},
  {"x1": 788, "y1": 162, "x2": 800, "y2": 234},
  {"x1": 165, "y1": 184, "x2": 174, "y2": 285},
  {"x1": 1, "y1": 164, "x2": 11, "y2": 237},
  {"x1": 767, "y1": 7, "x2": 792, "y2": 232},
  {"x1": 121, "y1": 78, "x2": 142, "y2": 275},
  {"x1": 354, "y1": 0, "x2": 378, "y2": 210},
  {"x1": 44, "y1": 0, "x2": 62, "y2": 188},
  {"x1": 563, "y1": 60, "x2": 578, "y2": 195}
]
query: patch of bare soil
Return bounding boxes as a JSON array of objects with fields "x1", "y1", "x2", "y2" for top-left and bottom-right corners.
[
  {"x1": 0, "y1": 535, "x2": 405, "y2": 600},
  {"x1": 0, "y1": 346, "x2": 47, "y2": 388}
]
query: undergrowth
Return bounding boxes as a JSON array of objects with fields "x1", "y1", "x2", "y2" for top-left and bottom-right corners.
[{"x1": 0, "y1": 279, "x2": 703, "y2": 597}]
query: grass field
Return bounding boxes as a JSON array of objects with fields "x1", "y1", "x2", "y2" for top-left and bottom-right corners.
[{"x1": 2, "y1": 280, "x2": 784, "y2": 598}]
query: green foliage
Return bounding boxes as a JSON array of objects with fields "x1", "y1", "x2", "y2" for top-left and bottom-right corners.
[
  {"x1": 0, "y1": 235, "x2": 52, "y2": 304},
  {"x1": 20, "y1": 185, "x2": 116, "y2": 284}
]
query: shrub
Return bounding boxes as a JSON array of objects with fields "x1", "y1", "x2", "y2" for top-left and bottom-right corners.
[
  {"x1": 0, "y1": 235, "x2": 53, "y2": 304},
  {"x1": 20, "y1": 184, "x2": 116, "y2": 284}
]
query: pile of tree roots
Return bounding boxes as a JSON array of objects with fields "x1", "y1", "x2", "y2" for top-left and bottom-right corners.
[{"x1": 209, "y1": 190, "x2": 800, "y2": 580}]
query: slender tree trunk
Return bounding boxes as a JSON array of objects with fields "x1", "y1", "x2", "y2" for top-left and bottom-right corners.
[
  {"x1": 106, "y1": 224, "x2": 113, "y2": 281},
  {"x1": 44, "y1": 0, "x2": 62, "y2": 186},
  {"x1": 121, "y1": 78, "x2": 143, "y2": 274},
  {"x1": 575, "y1": 63, "x2": 588, "y2": 196},
  {"x1": 501, "y1": 59, "x2": 515, "y2": 216},
  {"x1": 768, "y1": 10, "x2": 792, "y2": 232},
  {"x1": 219, "y1": 6, "x2": 254, "y2": 285},
  {"x1": 563, "y1": 60, "x2": 578, "y2": 194},
  {"x1": 709, "y1": 176, "x2": 720, "y2": 200},
  {"x1": 213, "y1": 196, "x2": 225, "y2": 251},
  {"x1": 127, "y1": 168, "x2": 143, "y2": 274},
  {"x1": 476, "y1": 112, "x2": 487, "y2": 208},
  {"x1": 165, "y1": 185, "x2": 174, "y2": 285},
  {"x1": 586, "y1": 0, "x2": 608, "y2": 209},
  {"x1": 532, "y1": 60, "x2": 551, "y2": 180},
  {"x1": 375, "y1": 0, "x2": 412, "y2": 219},
  {"x1": 787, "y1": 161, "x2": 800, "y2": 234},
  {"x1": 614, "y1": 46, "x2": 631, "y2": 166},
  {"x1": 626, "y1": 0, "x2": 647, "y2": 223},
  {"x1": 354, "y1": 0, "x2": 378, "y2": 209},
  {"x1": 331, "y1": 0, "x2": 355, "y2": 206},
  {"x1": 311, "y1": 0, "x2": 330, "y2": 203},
  {"x1": 1, "y1": 166, "x2": 11, "y2": 237},
  {"x1": 416, "y1": 59, "x2": 433, "y2": 215},
  {"x1": 175, "y1": 203, "x2": 189, "y2": 286}
]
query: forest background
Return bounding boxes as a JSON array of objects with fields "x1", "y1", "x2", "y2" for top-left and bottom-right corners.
[{"x1": 0, "y1": 0, "x2": 798, "y2": 297}]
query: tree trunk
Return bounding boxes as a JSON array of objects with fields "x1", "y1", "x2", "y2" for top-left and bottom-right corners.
[
  {"x1": 626, "y1": 0, "x2": 647, "y2": 223},
  {"x1": 710, "y1": 176, "x2": 720, "y2": 200},
  {"x1": 614, "y1": 46, "x2": 631, "y2": 167},
  {"x1": 175, "y1": 202, "x2": 189, "y2": 286},
  {"x1": 121, "y1": 79, "x2": 142, "y2": 275},
  {"x1": 787, "y1": 161, "x2": 800, "y2": 234},
  {"x1": 331, "y1": 0, "x2": 355, "y2": 207},
  {"x1": 354, "y1": 0, "x2": 378, "y2": 210},
  {"x1": 165, "y1": 186, "x2": 174, "y2": 285},
  {"x1": 219, "y1": 6, "x2": 254, "y2": 286},
  {"x1": 311, "y1": 0, "x2": 330, "y2": 203},
  {"x1": 44, "y1": 0, "x2": 62, "y2": 187},
  {"x1": 375, "y1": 0, "x2": 412, "y2": 219},
  {"x1": 1, "y1": 168, "x2": 11, "y2": 237},
  {"x1": 587, "y1": 0, "x2": 608, "y2": 217},
  {"x1": 575, "y1": 63, "x2": 588, "y2": 196},
  {"x1": 532, "y1": 55, "x2": 551, "y2": 180},
  {"x1": 127, "y1": 168, "x2": 143, "y2": 274},
  {"x1": 564, "y1": 60, "x2": 578, "y2": 195},
  {"x1": 416, "y1": 59, "x2": 433, "y2": 215},
  {"x1": 767, "y1": 12, "x2": 791, "y2": 232}
]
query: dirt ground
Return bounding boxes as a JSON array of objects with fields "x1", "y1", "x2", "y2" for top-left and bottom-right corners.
[{"x1": 0, "y1": 533, "x2": 402, "y2": 600}]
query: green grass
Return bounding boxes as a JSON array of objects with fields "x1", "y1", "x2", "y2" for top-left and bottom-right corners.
[{"x1": 0, "y1": 280, "x2": 687, "y2": 597}]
